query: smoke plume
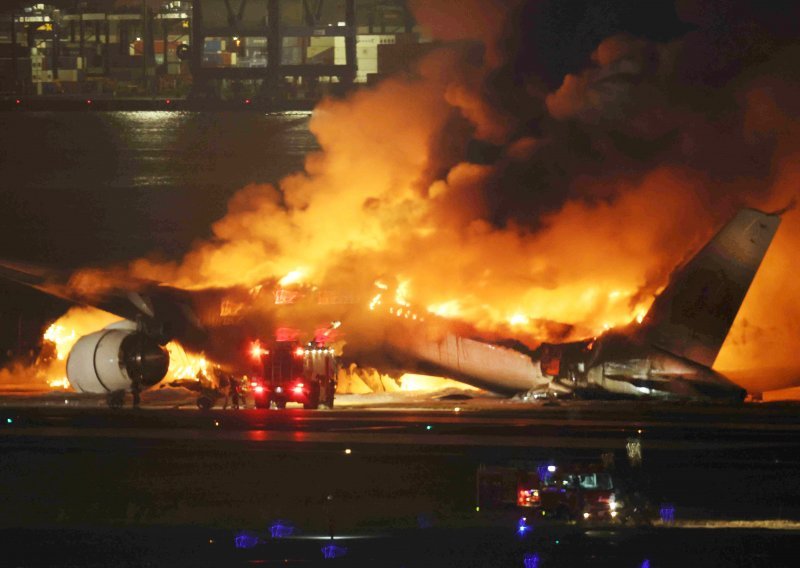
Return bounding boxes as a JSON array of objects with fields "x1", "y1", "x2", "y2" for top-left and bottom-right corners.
[{"x1": 74, "y1": 1, "x2": 800, "y2": 392}]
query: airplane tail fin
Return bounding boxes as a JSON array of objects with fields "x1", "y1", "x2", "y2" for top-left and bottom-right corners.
[{"x1": 640, "y1": 208, "x2": 782, "y2": 368}]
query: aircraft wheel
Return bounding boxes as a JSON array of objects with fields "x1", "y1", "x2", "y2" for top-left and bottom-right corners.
[
  {"x1": 107, "y1": 390, "x2": 125, "y2": 409},
  {"x1": 197, "y1": 396, "x2": 213, "y2": 411}
]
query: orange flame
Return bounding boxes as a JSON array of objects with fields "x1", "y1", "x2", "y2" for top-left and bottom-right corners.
[
  {"x1": 64, "y1": 16, "x2": 800, "y2": 397},
  {"x1": 165, "y1": 342, "x2": 208, "y2": 381},
  {"x1": 399, "y1": 373, "x2": 479, "y2": 392},
  {"x1": 37, "y1": 307, "x2": 213, "y2": 390}
]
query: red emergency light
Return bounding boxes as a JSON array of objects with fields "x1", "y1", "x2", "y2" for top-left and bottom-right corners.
[
  {"x1": 254, "y1": 385, "x2": 264, "y2": 394},
  {"x1": 249, "y1": 341, "x2": 268, "y2": 360},
  {"x1": 293, "y1": 382, "x2": 304, "y2": 394},
  {"x1": 517, "y1": 489, "x2": 540, "y2": 507},
  {"x1": 293, "y1": 347, "x2": 305, "y2": 358}
]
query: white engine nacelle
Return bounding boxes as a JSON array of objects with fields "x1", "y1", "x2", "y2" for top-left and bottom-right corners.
[{"x1": 66, "y1": 326, "x2": 169, "y2": 394}]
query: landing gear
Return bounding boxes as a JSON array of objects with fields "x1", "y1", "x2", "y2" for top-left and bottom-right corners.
[{"x1": 106, "y1": 390, "x2": 125, "y2": 409}]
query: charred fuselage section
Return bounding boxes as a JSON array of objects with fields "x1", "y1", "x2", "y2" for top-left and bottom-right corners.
[{"x1": 535, "y1": 330, "x2": 746, "y2": 401}]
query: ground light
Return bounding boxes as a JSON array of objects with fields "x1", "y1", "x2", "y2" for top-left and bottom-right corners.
[
  {"x1": 234, "y1": 532, "x2": 259, "y2": 549},
  {"x1": 523, "y1": 553, "x2": 541, "y2": 568},
  {"x1": 270, "y1": 521, "x2": 295, "y2": 538},
  {"x1": 660, "y1": 504, "x2": 675, "y2": 523},
  {"x1": 517, "y1": 517, "x2": 529, "y2": 535},
  {"x1": 321, "y1": 542, "x2": 347, "y2": 559}
]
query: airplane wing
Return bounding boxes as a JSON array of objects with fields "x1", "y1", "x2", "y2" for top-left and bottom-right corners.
[
  {"x1": 0, "y1": 258, "x2": 212, "y2": 348},
  {"x1": 0, "y1": 258, "x2": 147, "y2": 320}
]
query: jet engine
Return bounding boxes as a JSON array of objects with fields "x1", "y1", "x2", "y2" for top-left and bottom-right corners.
[{"x1": 66, "y1": 324, "x2": 169, "y2": 394}]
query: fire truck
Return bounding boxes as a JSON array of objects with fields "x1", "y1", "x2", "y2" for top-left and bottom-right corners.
[
  {"x1": 250, "y1": 339, "x2": 338, "y2": 410},
  {"x1": 478, "y1": 462, "x2": 619, "y2": 522}
]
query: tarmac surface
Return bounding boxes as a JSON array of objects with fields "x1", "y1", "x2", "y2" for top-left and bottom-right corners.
[{"x1": 1, "y1": 391, "x2": 799, "y2": 566}]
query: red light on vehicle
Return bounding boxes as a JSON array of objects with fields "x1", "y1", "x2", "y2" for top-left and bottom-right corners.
[
  {"x1": 250, "y1": 341, "x2": 264, "y2": 360},
  {"x1": 15, "y1": 99, "x2": 21, "y2": 105},
  {"x1": 254, "y1": 385, "x2": 264, "y2": 394},
  {"x1": 244, "y1": 99, "x2": 251, "y2": 104},
  {"x1": 293, "y1": 347, "x2": 305, "y2": 358},
  {"x1": 293, "y1": 383, "x2": 304, "y2": 394},
  {"x1": 165, "y1": 99, "x2": 171, "y2": 104},
  {"x1": 86, "y1": 99, "x2": 92, "y2": 105},
  {"x1": 517, "y1": 488, "x2": 540, "y2": 507}
]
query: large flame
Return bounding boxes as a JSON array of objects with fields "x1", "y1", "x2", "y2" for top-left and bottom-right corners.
[
  {"x1": 165, "y1": 342, "x2": 209, "y2": 382},
  {"x1": 56, "y1": 2, "x2": 800, "y2": 396},
  {"x1": 40, "y1": 307, "x2": 119, "y2": 390},
  {"x1": 35, "y1": 307, "x2": 212, "y2": 391},
  {"x1": 399, "y1": 373, "x2": 479, "y2": 392}
]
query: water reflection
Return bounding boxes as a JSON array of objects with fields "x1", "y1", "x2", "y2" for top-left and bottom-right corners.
[{"x1": 0, "y1": 111, "x2": 317, "y2": 265}]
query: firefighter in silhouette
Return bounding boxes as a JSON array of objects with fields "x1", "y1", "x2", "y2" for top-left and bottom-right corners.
[
  {"x1": 218, "y1": 369, "x2": 231, "y2": 409},
  {"x1": 228, "y1": 375, "x2": 241, "y2": 409}
]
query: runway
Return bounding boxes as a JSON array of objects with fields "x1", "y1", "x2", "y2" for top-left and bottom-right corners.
[
  {"x1": 0, "y1": 394, "x2": 798, "y2": 566},
  {"x1": 2, "y1": 391, "x2": 800, "y2": 454}
]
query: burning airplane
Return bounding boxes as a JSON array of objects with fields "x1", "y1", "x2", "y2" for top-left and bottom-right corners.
[
  {"x1": 2, "y1": 3, "x2": 799, "y2": 402},
  {"x1": 0, "y1": 205, "x2": 784, "y2": 402}
]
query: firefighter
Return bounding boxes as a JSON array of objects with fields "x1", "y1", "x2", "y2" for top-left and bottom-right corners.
[
  {"x1": 217, "y1": 369, "x2": 231, "y2": 409},
  {"x1": 228, "y1": 375, "x2": 241, "y2": 409}
]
